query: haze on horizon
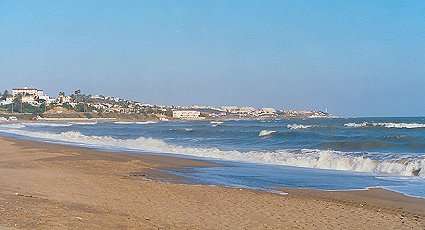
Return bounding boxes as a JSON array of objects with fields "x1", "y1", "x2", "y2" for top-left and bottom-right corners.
[{"x1": 0, "y1": 1, "x2": 424, "y2": 117}]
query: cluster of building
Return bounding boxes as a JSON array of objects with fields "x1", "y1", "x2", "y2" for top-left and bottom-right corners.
[
  {"x1": 220, "y1": 106, "x2": 279, "y2": 117},
  {"x1": 172, "y1": 105, "x2": 281, "y2": 119},
  {"x1": 0, "y1": 87, "x2": 331, "y2": 120},
  {"x1": 283, "y1": 110, "x2": 330, "y2": 118},
  {"x1": 168, "y1": 105, "x2": 330, "y2": 119},
  {"x1": 0, "y1": 88, "x2": 55, "y2": 106},
  {"x1": 172, "y1": 110, "x2": 203, "y2": 120}
]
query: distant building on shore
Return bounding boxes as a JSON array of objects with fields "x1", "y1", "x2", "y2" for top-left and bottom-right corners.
[
  {"x1": 12, "y1": 87, "x2": 42, "y2": 96},
  {"x1": 172, "y1": 110, "x2": 203, "y2": 120},
  {"x1": 56, "y1": 94, "x2": 72, "y2": 104},
  {"x1": 11, "y1": 87, "x2": 53, "y2": 105}
]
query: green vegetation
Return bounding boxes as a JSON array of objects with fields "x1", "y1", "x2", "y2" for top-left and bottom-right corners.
[
  {"x1": 0, "y1": 90, "x2": 10, "y2": 101},
  {"x1": 0, "y1": 102, "x2": 43, "y2": 114},
  {"x1": 0, "y1": 88, "x2": 173, "y2": 120}
]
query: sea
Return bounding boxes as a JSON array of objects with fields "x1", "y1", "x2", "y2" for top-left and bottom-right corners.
[{"x1": 0, "y1": 117, "x2": 424, "y2": 198}]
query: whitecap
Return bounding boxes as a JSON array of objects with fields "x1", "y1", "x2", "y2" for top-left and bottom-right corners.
[
  {"x1": 287, "y1": 124, "x2": 313, "y2": 130},
  {"x1": 1, "y1": 128, "x2": 424, "y2": 178},
  {"x1": 344, "y1": 122, "x2": 425, "y2": 129},
  {"x1": 259, "y1": 130, "x2": 277, "y2": 137},
  {"x1": 22, "y1": 122, "x2": 72, "y2": 127},
  {"x1": 114, "y1": 121, "x2": 158, "y2": 125}
]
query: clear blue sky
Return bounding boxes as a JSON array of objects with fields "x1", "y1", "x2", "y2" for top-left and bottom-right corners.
[{"x1": 1, "y1": 1, "x2": 424, "y2": 117}]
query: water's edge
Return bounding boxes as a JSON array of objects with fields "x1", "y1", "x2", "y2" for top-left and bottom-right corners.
[{"x1": 1, "y1": 132, "x2": 424, "y2": 200}]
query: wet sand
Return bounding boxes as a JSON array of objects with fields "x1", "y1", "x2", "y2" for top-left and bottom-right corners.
[{"x1": 0, "y1": 137, "x2": 424, "y2": 229}]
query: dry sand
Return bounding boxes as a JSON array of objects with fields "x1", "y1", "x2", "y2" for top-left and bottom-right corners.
[{"x1": 0, "y1": 137, "x2": 423, "y2": 229}]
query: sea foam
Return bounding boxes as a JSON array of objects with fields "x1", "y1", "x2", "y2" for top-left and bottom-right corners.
[
  {"x1": 259, "y1": 130, "x2": 277, "y2": 137},
  {"x1": 345, "y1": 122, "x2": 425, "y2": 129},
  {"x1": 0, "y1": 123, "x2": 26, "y2": 129},
  {"x1": 1, "y1": 128, "x2": 423, "y2": 178},
  {"x1": 70, "y1": 122, "x2": 98, "y2": 125},
  {"x1": 114, "y1": 121, "x2": 158, "y2": 125},
  {"x1": 287, "y1": 124, "x2": 313, "y2": 130},
  {"x1": 210, "y1": 121, "x2": 224, "y2": 127},
  {"x1": 22, "y1": 122, "x2": 73, "y2": 127}
]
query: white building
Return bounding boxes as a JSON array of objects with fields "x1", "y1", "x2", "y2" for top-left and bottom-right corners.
[
  {"x1": 261, "y1": 108, "x2": 277, "y2": 114},
  {"x1": 0, "y1": 97, "x2": 13, "y2": 106},
  {"x1": 10, "y1": 87, "x2": 53, "y2": 105},
  {"x1": 221, "y1": 106, "x2": 239, "y2": 113},
  {"x1": 21, "y1": 94, "x2": 37, "y2": 104},
  {"x1": 221, "y1": 106, "x2": 258, "y2": 115},
  {"x1": 39, "y1": 95, "x2": 55, "y2": 104},
  {"x1": 239, "y1": 107, "x2": 257, "y2": 114},
  {"x1": 12, "y1": 87, "x2": 44, "y2": 97},
  {"x1": 56, "y1": 95, "x2": 72, "y2": 104},
  {"x1": 11, "y1": 87, "x2": 46, "y2": 105},
  {"x1": 256, "y1": 108, "x2": 277, "y2": 117},
  {"x1": 172, "y1": 110, "x2": 203, "y2": 120},
  {"x1": 91, "y1": 95, "x2": 105, "y2": 100}
]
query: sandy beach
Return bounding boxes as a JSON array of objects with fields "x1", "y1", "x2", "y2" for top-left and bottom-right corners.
[{"x1": 0, "y1": 136, "x2": 424, "y2": 229}]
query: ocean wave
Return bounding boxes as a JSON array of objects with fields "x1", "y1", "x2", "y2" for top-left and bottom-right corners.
[
  {"x1": 344, "y1": 122, "x2": 369, "y2": 128},
  {"x1": 0, "y1": 123, "x2": 26, "y2": 129},
  {"x1": 137, "y1": 121, "x2": 158, "y2": 125},
  {"x1": 210, "y1": 121, "x2": 223, "y2": 125},
  {"x1": 22, "y1": 122, "x2": 73, "y2": 127},
  {"x1": 114, "y1": 121, "x2": 158, "y2": 125},
  {"x1": 345, "y1": 122, "x2": 425, "y2": 129},
  {"x1": 0, "y1": 129, "x2": 423, "y2": 177},
  {"x1": 70, "y1": 122, "x2": 98, "y2": 125},
  {"x1": 168, "y1": 128, "x2": 194, "y2": 132},
  {"x1": 259, "y1": 130, "x2": 277, "y2": 137},
  {"x1": 0, "y1": 122, "x2": 82, "y2": 129},
  {"x1": 287, "y1": 124, "x2": 313, "y2": 130},
  {"x1": 210, "y1": 121, "x2": 223, "y2": 127}
]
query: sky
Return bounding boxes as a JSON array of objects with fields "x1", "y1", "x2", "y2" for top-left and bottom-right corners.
[{"x1": 0, "y1": 1, "x2": 424, "y2": 117}]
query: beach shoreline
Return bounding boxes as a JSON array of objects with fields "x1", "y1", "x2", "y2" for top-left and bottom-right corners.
[{"x1": 0, "y1": 136, "x2": 424, "y2": 229}]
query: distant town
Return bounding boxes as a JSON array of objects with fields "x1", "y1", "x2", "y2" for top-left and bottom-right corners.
[{"x1": 0, "y1": 87, "x2": 331, "y2": 121}]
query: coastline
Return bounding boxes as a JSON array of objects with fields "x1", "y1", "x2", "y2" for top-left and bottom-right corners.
[{"x1": 0, "y1": 136, "x2": 424, "y2": 229}]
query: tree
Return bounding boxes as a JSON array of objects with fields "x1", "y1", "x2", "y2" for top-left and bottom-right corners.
[
  {"x1": 12, "y1": 94, "x2": 22, "y2": 113},
  {"x1": 74, "y1": 103, "x2": 86, "y2": 112},
  {"x1": 38, "y1": 99, "x2": 47, "y2": 113},
  {"x1": 71, "y1": 90, "x2": 85, "y2": 103},
  {"x1": 1, "y1": 90, "x2": 9, "y2": 101},
  {"x1": 20, "y1": 103, "x2": 41, "y2": 115}
]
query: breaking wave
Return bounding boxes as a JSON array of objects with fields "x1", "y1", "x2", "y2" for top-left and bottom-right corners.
[
  {"x1": 287, "y1": 124, "x2": 313, "y2": 130},
  {"x1": 168, "y1": 128, "x2": 194, "y2": 132},
  {"x1": 1, "y1": 129, "x2": 423, "y2": 177},
  {"x1": 210, "y1": 121, "x2": 224, "y2": 125},
  {"x1": 22, "y1": 122, "x2": 73, "y2": 127},
  {"x1": 259, "y1": 130, "x2": 277, "y2": 137},
  {"x1": 114, "y1": 121, "x2": 158, "y2": 125},
  {"x1": 70, "y1": 122, "x2": 98, "y2": 125},
  {"x1": 210, "y1": 121, "x2": 224, "y2": 127},
  {"x1": 0, "y1": 123, "x2": 26, "y2": 129},
  {"x1": 0, "y1": 122, "x2": 99, "y2": 129},
  {"x1": 345, "y1": 122, "x2": 425, "y2": 129}
]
